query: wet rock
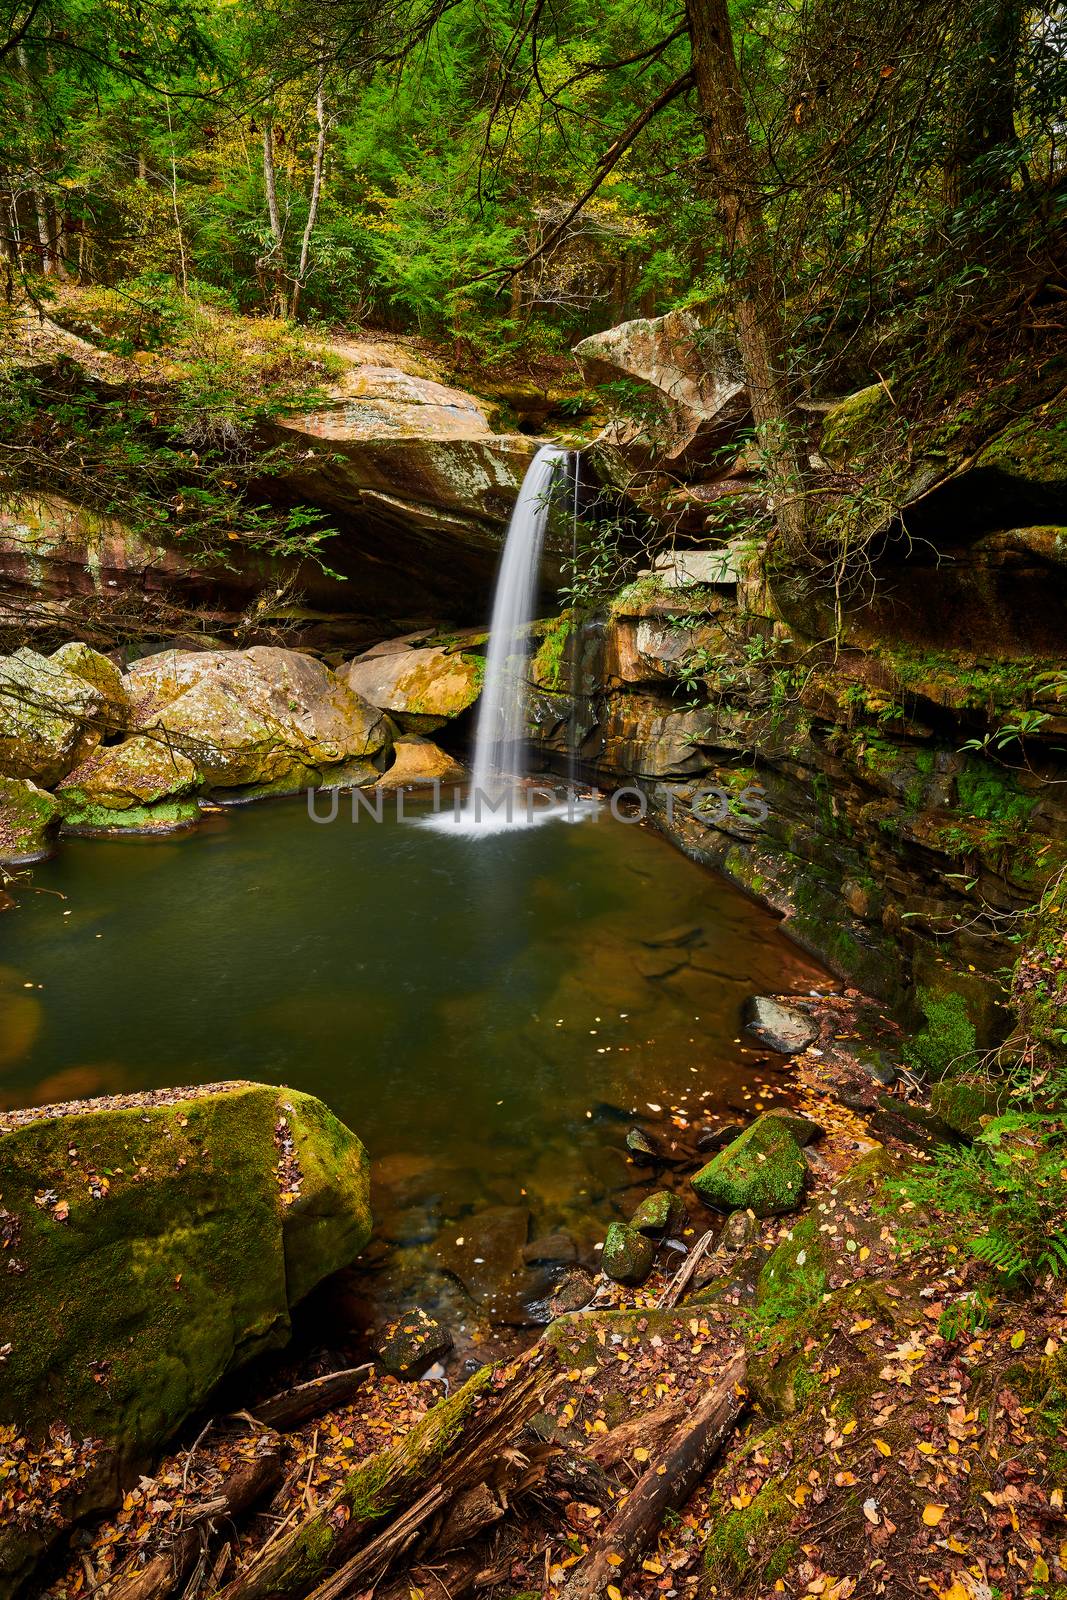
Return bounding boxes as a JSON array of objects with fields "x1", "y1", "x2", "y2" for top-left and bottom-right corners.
[
  {"x1": 436, "y1": 1205, "x2": 531, "y2": 1304},
  {"x1": 640, "y1": 923, "x2": 703, "y2": 948},
  {"x1": 50, "y1": 643, "x2": 128, "y2": 730},
  {"x1": 634, "y1": 948, "x2": 690, "y2": 981},
  {"x1": 584, "y1": 1143, "x2": 645, "y2": 1200},
  {"x1": 629, "y1": 1189, "x2": 686, "y2": 1238},
  {"x1": 549, "y1": 1266, "x2": 598, "y2": 1315},
  {"x1": 0, "y1": 775, "x2": 61, "y2": 863},
  {"x1": 696, "y1": 1121, "x2": 744, "y2": 1153},
  {"x1": 375, "y1": 734, "x2": 465, "y2": 788},
  {"x1": 691, "y1": 1111, "x2": 820, "y2": 1216},
  {"x1": 929, "y1": 1075, "x2": 1007, "y2": 1137},
  {"x1": 343, "y1": 641, "x2": 483, "y2": 733},
  {"x1": 744, "y1": 995, "x2": 818, "y2": 1054},
  {"x1": 601, "y1": 1221, "x2": 655, "y2": 1286},
  {"x1": 522, "y1": 1231, "x2": 578, "y2": 1266},
  {"x1": 0, "y1": 646, "x2": 104, "y2": 785},
  {"x1": 374, "y1": 1309, "x2": 454, "y2": 1377},
  {"x1": 625, "y1": 1126, "x2": 660, "y2": 1163}
]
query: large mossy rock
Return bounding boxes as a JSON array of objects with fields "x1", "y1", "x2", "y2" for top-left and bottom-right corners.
[
  {"x1": 123, "y1": 646, "x2": 390, "y2": 788},
  {"x1": 691, "y1": 1111, "x2": 820, "y2": 1217},
  {"x1": 0, "y1": 776, "x2": 61, "y2": 862},
  {"x1": 57, "y1": 733, "x2": 200, "y2": 812},
  {"x1": 342, "y1": 639, "x2": 483, "y2": 733},
  {"x1": 0, "y1": 1084, "x2": 370, "y2": 1523},
  {"x1": 0, "y1": 647, "x2": 105, "y2": 785}
]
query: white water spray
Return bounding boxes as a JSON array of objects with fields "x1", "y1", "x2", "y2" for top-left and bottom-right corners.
[{"x1": 468, "y1": 443, "x2": 568, "y2": 799}]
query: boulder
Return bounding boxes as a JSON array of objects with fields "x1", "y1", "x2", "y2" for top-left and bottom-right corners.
[
  {"x1": 0, "y1": 776, "x2": 61, "y2": 862},
  {"x1": 629, "y1": 1189, "x2": 687, "y2": 1238},
  {"x1": 49, "y1": 643, "x2": 128, "y2": 730},
  {"x1": 0, "y1": 646, "x2": 103, "y2": 785},
  {"x1": 374, "y1": 1309, "x2": 453, "y2": 1378},
  {"x1": 601, "y1": 1221, "x2": 655, "y2": 1286},
  {"x1": 0, "y1": 1082, "x2": 370, "y2": 1592},
  {"x1": 57, "y1": 734, "x2": 199, "y2": 811},
  {"x1": 744, "y1": 996, "x2": 818, "y2": 1054},
  {"x1": 343, "y1": 641, "x2": 483, "y2": 732},
  {"x1": 573, "y1": 309, "x2": 748, "y2": 469},
  {"x1": 376, "y1": 734, "x2": 465, "y2": 788},
  {"x1": 522, "y1": 1231, "x2": 578, "y2": 1266},
  {"x1": 125, "y1": 646, "x2": 390, "y2": 788},
  {"x1": 691, "y1": 1111, "x2": 820, "y2": 1217}
]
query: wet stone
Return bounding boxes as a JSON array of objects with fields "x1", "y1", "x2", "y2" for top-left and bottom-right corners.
[
  {"x1": 629, "y1": 1189, "x2": 687, "y2": 1238},
  {"x1": 625, "y1": 1126, "x2": 660, "y2": 1163},
  {"x1": 522, "y1": 1231, "x2": 578, "y2": 1266},
  {"x1": 744, "y1": 995, "x2": 818, "y2": 1054},
  {"x1": 602, "y1": 1221, "x2": 655, "y2": 1286},
  {"x1": 550, "y1": 1266, "x2": 598, "y2": 1315},
  {"x1": 374, "y1": 1308, "x2": 454, "y2": 1377}
]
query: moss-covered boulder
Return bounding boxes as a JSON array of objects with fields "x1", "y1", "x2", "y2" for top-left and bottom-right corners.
[
  {"x1": 691, "y1": 1112, "x2": 820, "y2": 1217},
  {"x1": 630, "y1": 1189, "x2": 687, "y2": 1237},
  {"x1": 0, "y1": 776, "x2": 60, "y2": 862},
  {"x1": 929, "y1": 1074, "x2": 1008, "y2": 1137},
  {"x1": 0, "y1": 1081, "x2": 370, "y2": 1468},
  {"x1": 374, "y1": 1309, "x2": 453, "y2": 1377},
  {"x1": 343, "y1": 641, "x2": 483, "y2": 733},
  {"x1": 49, "y1": 643, "x2": 128, "y2": 731},
  {"x1": 819, "y1": 383, "x2": 893, "y2": 470},
  {"x1": 125, "y1": 646, "x2": 390, "y2": 788},
  {"x1": 0, "y1": 647, "x2": 104, "y2": 785},
  {"x1": 57, "y1": 734, "x2": 199, "y2": 811},
  {"x1": 601, "y1": 1221, "x2": 655, "y2": 1285}
]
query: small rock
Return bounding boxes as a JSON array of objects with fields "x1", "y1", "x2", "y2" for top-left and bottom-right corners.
[
  {"x1": 696, "y1": 1121, "x2": 744, "y2": 1153},
  {"x1": 550, "y1": 1267, "x2": 597, "y2": 1315},
  {"x1": 374, "y1": 1309, "x2": 453, "y2": 1377},
  {"x1": 601, "y1": 1222, "x2": 655, "y2": 1286},
  {"x1": 625, "y1": 1127, "x2": 660, "y2": 1164},
  {"x1": 629, "y1": 1190, "x2": 686, "y2": 1238},
  {"x1": 522, "y1": 1232, "x2": 578, "y2": 1267},
  {"x1": 690, "y1": 1111, "x2": 819, "y2": 1217},
  {"x1": 744, "y1": 996, "x2": 818, "y2": 1054}
]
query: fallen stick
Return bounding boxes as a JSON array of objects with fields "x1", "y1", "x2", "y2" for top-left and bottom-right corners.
[
  {"x1": 658, "y1": 1229, "x2": 715, "y2": 1308},
  {"x1": 216, "y1": 1346, "x2": 557, "y2": 1600},
  {"x1": 108, "y1": 1447, "x2": 283, "y2": 1600},
  {"x1": 561, "y1": 1353, "x2": 748, "y2": 1600},
  {"x1": 250, "y1": 1365, "x2": 374, "y2": 1432}
]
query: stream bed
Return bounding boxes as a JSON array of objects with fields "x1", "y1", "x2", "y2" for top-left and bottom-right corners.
[{"x1": 0, "y1": 787, "x2": 833, "y2": 1360}]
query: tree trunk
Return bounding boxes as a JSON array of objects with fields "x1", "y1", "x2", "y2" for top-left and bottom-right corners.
[
  {"x1": 943, "y1": 0, "x2": 1023, "y2": 210},
  {"x1": 292, "y1": 62, "x2": 328, "y2": 320},
  {"x1": 262, "y1": 119, "x2": 288, "y2": 316},
  {"x1": 684, "y1": 0, "x2": 809, "y2": 559}
]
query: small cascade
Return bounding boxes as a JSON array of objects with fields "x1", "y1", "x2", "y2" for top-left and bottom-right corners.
[{"x1": 468, "y1": 443, "x2": 570, "y2": 804}]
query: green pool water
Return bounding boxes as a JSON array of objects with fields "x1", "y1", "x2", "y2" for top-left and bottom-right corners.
[{"x1": 0, "y1": 789, "x2": 831, "y2": 1334}]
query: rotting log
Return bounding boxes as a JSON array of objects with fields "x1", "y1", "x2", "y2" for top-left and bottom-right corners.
[
  {"x1": 215, "y1": 1346, "x2": 558, "y2": 1600},
  {"x1": 586, "y1": 1396, "x2": 688, "y2": 1469},
  {"x1": 561, "y1": 1353, "x2": 748, "y2": 1600},
  {"x1": 251, "y1": 1365, "x2": 374, "y2": 1432},
  {"x1": 108, "y1": 1446, "x2": 283, "y2": 1600}
]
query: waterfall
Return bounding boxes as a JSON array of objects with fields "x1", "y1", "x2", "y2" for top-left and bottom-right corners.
[{"x1": 467, "y1": 443, "x2": 569, "y2": 808}]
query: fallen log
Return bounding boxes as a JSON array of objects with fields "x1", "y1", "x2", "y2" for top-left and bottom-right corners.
[
  {"x1": 108, "y1": 1446, "x2": 283, "y2": 1600},
  {"x1": 251, "y1": 1365, "x2": 373, "y2": 1432},
  {"x1": 216, "y1": 1346, "x2": 558, "y2": 1600},
  {"x1": 561, "y1": 1352, "x2": 748, "y2": 1600},
  {"x1": 586, "y1": 1396, "x2": 687, "y2": 1470}
]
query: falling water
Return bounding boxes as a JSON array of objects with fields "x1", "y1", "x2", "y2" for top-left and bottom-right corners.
[{"x1": 467, "y1": 443, "x2": 570, "y2": 806}]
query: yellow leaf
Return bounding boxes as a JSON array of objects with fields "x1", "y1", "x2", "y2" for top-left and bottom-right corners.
[
  {"x1": 633, "y1": 1447, "x2": 649, "y2": 1463},
  {"x1": 850, "y1": 1319, "x2": 874, "y2": 1333},
  {"x1": 922, "y1": 1504, "x2": 947, "y2": 1526},
  {"x1": 607, "y1": 1586, "x2": 623, "y2": 1600},
  {"x1": 606, "y1": 1554, "x2": 623, "y2": 1568},
  {"x1": 874, "y1": 1439, "x2": 892, "y2": 1457},
  {"x1": 1033, "y1": 1557, "x2": 1049, "y2": 1583},
  {"x1": 643, "y1": 1560, "x2": 664, "y2": 1574},
  {"x1": 918, "y1": 1442, "x2": 937, "y2": 1455},
  {"x1": 842, "y1": 1419, "x2": 858, "y2": 1435},
  {"x1": 1010, "y1": 1330, "x2": 1026, "y2": 1349}
]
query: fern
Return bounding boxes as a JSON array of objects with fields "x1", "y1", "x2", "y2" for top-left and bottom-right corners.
[{"x1": 969, "y1": 1231, "x2": 1028, "y2": 1279}]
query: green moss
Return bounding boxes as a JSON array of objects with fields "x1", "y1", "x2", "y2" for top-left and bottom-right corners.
[
  {"x1": 820, "y1": 383, "x2": 893, "y2": 469},
  {"x1": 532, "y1": 612, "x2": 575, "y2": 692},
  {"x1": 704, "y1": 1478, "x2": 796, "y2": 1590},
  {"x1": 691, "y1": 1113, "x2": 814, "y2": 1217},
  {"x1": 956, "y1": 763, "x2": 1035, "y2": 826},
  {"x1": 0, "y1": 1084, "x2": 370, "y2": 1456},
  {"x1": 59, "y1": 797, "x2": 201, "y2": 834},
  {"x1": 903, "y1": 988, "x2": 978, "y2": 1080}
]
